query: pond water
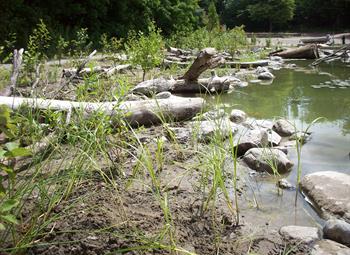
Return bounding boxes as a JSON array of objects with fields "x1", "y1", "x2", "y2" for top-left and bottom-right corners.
[{"x1": 208, "y1": 60, "x2": 350, "y2": 229}]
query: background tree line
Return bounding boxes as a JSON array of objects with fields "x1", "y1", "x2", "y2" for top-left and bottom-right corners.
[{"x1": 0, "y1": 0, "x2": 349, "y2": 53}]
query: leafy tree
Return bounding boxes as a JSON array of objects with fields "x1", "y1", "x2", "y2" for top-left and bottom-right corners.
[
  {"x1": 23, "y1": 19, "x2": 51, "y2": 74},
  {"x1": 126, "y1": 23, "x2": 164, "y2": 81},
  {"x1": 247, "y1": 0, "x2": 296, "y2": 31},
  {"x1": 207, "y1": 0, "x2": 220, "y2": 31}
]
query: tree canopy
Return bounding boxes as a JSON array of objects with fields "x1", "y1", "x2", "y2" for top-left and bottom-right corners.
[{"x1": 0, "y1": 0, "x2": 349, "y2": 50}]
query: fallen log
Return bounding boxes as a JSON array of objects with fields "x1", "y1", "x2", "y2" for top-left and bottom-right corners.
[
  {"x1": 62, "y1": 64, "x2": 131, "y2": 78},
  {"x1": 132, "y1": 73, "x2": 241, "y2": 95},
  {"x1": 0, "y1": 95, "x2": 205, "y2": 127},
  {"x1": 270, "y1": 44, "x2": 319, "y2": 59},
  {"x1": 224, "y1": 60, "x2": 269, "y2": 68},
  {"x1": 133, "y1": 48, "x2": 233, "y2": 95},
  {"x1": 0, "y1": 49, "x2": 24, "y2": 96},
  {"x1": 163, "y1": 59, "x2": 190, "y2": 68},
  {"x1": 301, "y1": 35, "x2": 332, "y2": 44}
]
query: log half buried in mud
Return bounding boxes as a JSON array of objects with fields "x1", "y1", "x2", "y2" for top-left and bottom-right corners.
[
  {"x1": 270, "y1": 44, "x2": 319, "y2": 59},
  {"x1": 0, "y1": 95, "x2": 205, "y2": 127}
]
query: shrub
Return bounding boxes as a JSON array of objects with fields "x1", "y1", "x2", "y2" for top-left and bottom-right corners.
[{"x1": 126, "y1": 22, "x2": 164, "y2": 81}]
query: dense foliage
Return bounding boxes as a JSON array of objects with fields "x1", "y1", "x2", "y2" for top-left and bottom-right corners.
[{"x1": 0, "y1": 0, "x2": 349, "y2": 54}]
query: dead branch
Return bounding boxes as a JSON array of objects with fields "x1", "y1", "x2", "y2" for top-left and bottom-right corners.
[{"x1": 0, "y1": 49, "x2": 24, "y2": 96}]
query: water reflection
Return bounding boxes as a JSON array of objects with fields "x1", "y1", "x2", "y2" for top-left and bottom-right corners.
[{"x1": 205, "y1": 60, "x2": 350, "y2": 227}]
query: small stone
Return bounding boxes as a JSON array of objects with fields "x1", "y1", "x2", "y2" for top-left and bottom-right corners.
[
  {"x1": 155, "y1": 91, "x2": 172, "y2": 99},
  {"x1": 279, "y1": 225, "x2": 321, "y2": 244},
  {"x1": 201, "y1": 109, "x2": 226, "y2": 121},
  {"x1": 249, "y1": 79, "x2": 262, "y2": 84},
  {"x1": 258, "y1": 71, "x2": 275, "y2": 80},
  {"x1": 323, "y1": 219, "x2": 350, "y2": 247},
  {"x1": 167, "y1": 127, "x2": 191, "y2": 143},
  {"x1": 229, "y1": 109, "x2": 247, "y2": 124},
  {"x1": 192, "y1": 118, "x2": 237, "y2": 143},
  {"x1": 278, "y1": 179, "x2": 295, "y2": 190},
  {"x1": 290, "y1": 131, "x2": 311, "y2": 144},
  {"x1": 270, "y1": 56, "x2": 283, "y2": 62},
  {"x1": 256, "y1": 66, "x2": 269, "y2": 74}
]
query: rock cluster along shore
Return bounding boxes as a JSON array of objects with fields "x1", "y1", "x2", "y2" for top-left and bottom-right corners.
[
  {"x1": 166, "y1": 108, "x2": 301, "y2": 175},
  {"x1": 279, "y1": 159, "x2": 350, "y2": 252},
  {"x1": 165, "y1": 107, "x2": 350, "y2": 252}
]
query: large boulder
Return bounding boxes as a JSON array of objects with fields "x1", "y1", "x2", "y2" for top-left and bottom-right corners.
[
  {"x1": 243, "y1": 148, "x2": 294, "y2": 174},
  {"x1": 279, "y1": 225, "x2": 321, "y2": 245},
  {"x1": 323, "y1": 219, "x2": 350, "y2": 247},
  {"x1": 301, "y1": 171, "x2": 350, "y2": 223},
  {"x1": 311, "y1": 239, "x2": 350, "y2": 255},
  {"x1": 273, "y1": 119, "x2": 295, "y2": 137}
]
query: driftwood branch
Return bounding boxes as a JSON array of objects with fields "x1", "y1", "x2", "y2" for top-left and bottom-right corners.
[
  {"x1": 0, "y1": 95, "x2": 205, "y2": 127},
  {"x1": 180, "y1": 48, "x2": 224, "y2": 81},
  {"x1": 0, "y1": 49, "x2": 24, "y2": 96},
  {"x1": 62, "y1": 64, "x2": 131, "y2": 78},
  {"x1": 59, "y1": 50, "x2": 97, "y2": 91},
  {"x1": 311, "y1": 44, "x2": 350, "y2": 66}
]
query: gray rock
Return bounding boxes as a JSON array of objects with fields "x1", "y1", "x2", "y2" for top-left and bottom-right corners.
[
  {"x1": 258, "y1": 71, "x2": 275, "y2": 80},
  {"x1": 278, "y1": 178, "x2": 295, "y2": 190},
  {"x1": 279, "y1": 225, "x2": 321, "y2": 244},
  {"x1": 266, "y1": 129, "x2": 282, "y2": 146},
  {"x1": 234, "y1": 128, "x2": 268, "y2": 155},
  {"x1": 201, "y1": 109, "x2": 227, "y2": 121},
  {"x1": 167, "y1": 127, "x2": 191, "y2": 143},
  {"x1": 155, "y1": 91, "x2": 172, "y2": 99},
  {"x1": 243, "y1": 148, "x2": 294, "y2": 174},
  {"x1": 324, "y1": 219, "x2": 350, "y2": 246},
  {"x1": 290, "y1": 131, "x2": 311, "y2": 144},
  {"x1": 229, "y1": 109, "x2": 247, "y2": 124},
  {"x1": 270, "y1": 56, "x2": 283, "y2": 62},
  {"x1": 192, "y1": 118, "x2": 237, "y2": 143},
  {"x1": 124, "y1": 93, "x2": 148, "y2": 101},
  {"x1": 311, "y1": 239, "x2": 350, "y2": 255},
  {"x1": 254, "y1": 119, "x2": 274, "y2": 130},
  {"x1": 256, "y1": 66, "x2": 269, "y2": 74},
  {"x1": 301, "y1": 171, "x2": 350, "y2": 223},
  {"x1": 273, "y1": 119, "x2": 295, "y2": 137}
]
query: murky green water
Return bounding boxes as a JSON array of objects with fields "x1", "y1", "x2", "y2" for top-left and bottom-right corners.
[{"x1": 210, "y1": 61, "x2": 350, "y2": 228}]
